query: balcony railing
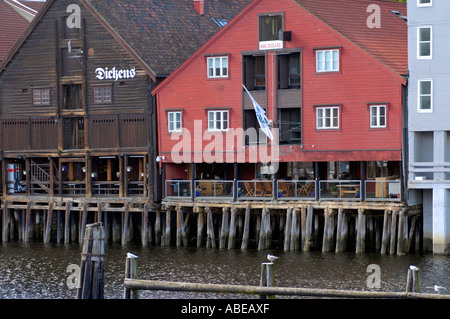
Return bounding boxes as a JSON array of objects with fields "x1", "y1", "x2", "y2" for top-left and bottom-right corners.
[{"x1": 163, "y1": 179, "x2": 402, "y2": 202}]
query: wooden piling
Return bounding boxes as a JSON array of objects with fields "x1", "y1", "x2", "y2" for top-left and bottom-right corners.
[
  {"x1": 260, "y1": 262, "x2": 275, "y2": 299},
  {"x1": 165, "y1": 210, "x2": 172, "y2": 246},
  {"x1": 77, "y1": 223, "x2": 105, "y2": 299},
  {"x1": 258, "y1": 208, "x2": 267, "y2": 250},
  {"x1": 406, "y1": 266, "x2": 420, "y2": 293},
  {"x1": 176, "y1": 207, "x2": 183, "y2": 247},
  {"x1": 80, "y1": 204, "x2": 88, "y2": 245},
  {"x1": 336, "y1": 208, "x2": 347, "y2": 253},
  {"x1": 155, "y1": 210, "x2": 161, "y2": 246},
  {"x1": 322, "y1": 208, "x2": 332, "y2": 252},
  {"x1": 2, "y1": 201, "x2": 9, "y2": 242},
  {"x1": 303, "y1": 205, "x2": 313, "y2": 252},
  {"x1": 228, "y1": 207, "x2": 237, "y2": 249},
  {"x1": 397, "y1": 210, "x2": 405, "y2": 256},
  {"x1": 206, "y1": 209, "x2": 216, "y2": 248},
  {"x1": 64, "y1": 204, "x2": 71, "y2": 244},
  {"x1": 197, "y1": 209, "x2": 204, "y2": 247},
  {"x1": 284, "y1": 208, "x2": 292, "y2": 251},
  {"x1": 124, "y1": 253, "x2": 139, "y2": 299},
  {"x1": 390, "y1": 210, "x2": 397, "y2": 255},
  {"x1": 43, "y1": 203, "x2": 53, "y2": 244},
  {"x1": 265, "y1": 210, "x2": 272, "y2": 249},
  {"x1": 24, "y1": 202, "x2": 31, "y2": 243},
  {"x1": 356, "y1": 208, "x2": 365, "y2": 254},
  {"x1": 241, "y1": 205, "x2": 251, "y2": 250},
  {"x1": 290, "y1": 208, "x2": 298, "y2": 251},
  {"x1": 141, "y1": 204, "x2": 149, "y2": 247},
  {"x1": 219, "y1": 207, "x2": 229, "y2": 249},
  {"x1": 381, "y1": 210, "x2": 390, "y2": 254},
  {"x1": 121, "y1": 202, "x2": 130, "y2": 246}
]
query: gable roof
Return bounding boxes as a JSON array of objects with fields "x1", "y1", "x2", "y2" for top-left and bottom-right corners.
[
  {"x1": 0, "y1": 0, "x2": 252, "y2": 79},
  {"x1": 294, "y1": 0, "x2": 407, "y2": 77},
  {"x1": 0, "y1": 0, "x2": 45, "y2": 61},
  {"x1": 85, "y1": 0, "x2": 252, "y2": 77},
  {"x1": 153, "y1": 0, "x2": 407, "y2": 95}
]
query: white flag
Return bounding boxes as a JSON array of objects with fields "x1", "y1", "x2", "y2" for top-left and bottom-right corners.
[{"x1": 242, "y1": 84, "x2": 273, "y2": 140}]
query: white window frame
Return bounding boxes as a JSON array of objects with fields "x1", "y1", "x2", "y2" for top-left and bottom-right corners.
[
  {"x1": 417, "y1": 0, "x2": 432, "y2": 7},
  {"x1": 208, "y1": 110, "x2": 229, "y2": 131},
  {"x1": 370, "y1": 105, "x2": 387, "y2": 128},
  {"x1": 93, "y1": 86, "x2": 112, "y2": 103},
  {"x1": 418, "y1": 79, "x2": 433, "y2": 113},
  {"x1": 316, "y1": 106, "x2": 339, "y2": 129},
  {"x1": 33, "y1": 88, "x2": 50, "y2": 105},
  {"x1": 316, "y1": 49, "x2": 339, "y2": 72},
  {"x1": 207, "y1": 56, "x2": 228, "y2": 78},
  {"x1": 168, "y1": 111, "x2": 182, "y2": 132},
  {"x1": 417, "y1": 26, "x2": 432, "y2": 59}
]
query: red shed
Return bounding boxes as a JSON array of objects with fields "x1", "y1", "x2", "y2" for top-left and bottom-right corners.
[{"x1": 154, "y1": 0, "x2": 407, "y2": 202}]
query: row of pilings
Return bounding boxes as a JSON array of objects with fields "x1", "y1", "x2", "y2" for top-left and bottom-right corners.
[{"x1": 0, "y1": 198, "x2": 422, "y2": 255}]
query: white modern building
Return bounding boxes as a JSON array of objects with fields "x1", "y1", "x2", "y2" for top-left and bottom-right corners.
[{"x1": 408, "y1": 0, "x2": 450, "y2": 254}]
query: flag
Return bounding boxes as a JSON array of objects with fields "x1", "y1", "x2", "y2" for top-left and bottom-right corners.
[{"x1": 242, "y1": 84, "x2": 273, "y2": 140}]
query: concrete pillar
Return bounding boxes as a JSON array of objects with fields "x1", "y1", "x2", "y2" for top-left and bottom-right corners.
[{"x1": 432, "y1": 188, "x2": 450, "y2": 254}]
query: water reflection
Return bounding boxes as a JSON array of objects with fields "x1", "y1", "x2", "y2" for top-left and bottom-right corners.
[{"x1": 0, "y1": 242, "x2": 449, "y2": 299}]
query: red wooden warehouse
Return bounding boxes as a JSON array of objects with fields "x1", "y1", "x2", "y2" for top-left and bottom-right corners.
[{"x1": 154, "y1": 0, "x2": 408, "y2": 205}]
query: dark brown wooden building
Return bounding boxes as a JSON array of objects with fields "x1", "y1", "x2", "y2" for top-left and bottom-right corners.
[{"x1": 0, "y1": 0, "x2": 251, "y2": 245}]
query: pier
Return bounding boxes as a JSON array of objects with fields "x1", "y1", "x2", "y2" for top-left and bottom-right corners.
[{"x1": 0, "y1": 194, "x2": 422, "y2": 255}]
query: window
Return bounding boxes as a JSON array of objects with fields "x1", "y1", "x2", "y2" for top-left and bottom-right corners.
[
  {"x1": 62, "y1": 117, "x2": 84, "y2": 150},
  {"x1": 316, "y1": 49, "x2": 339, "y2": 72},
  {"x1": 370, "y1": 105, "x2": 386, "y2": 128},
  {"x1": 259, "y1": 15, "x2": 282, "y2": 41},
  {"x1": 168, "y1": 111, "x2": 182, "y2": 132},
  {"x1": 62, "y1": 84, "x2": 82, "y2": 110},
  {"x1": 207, "y1": 56, "x2": 228, "y2": 78},
  {"x1": 212, "y1": 18, "x2": 227, "y2": 27},
  {"x1": 418, "y1": 0, "x2": 432, "y2": 7},
  {"x1": 243, "y1": 55, "x2": 265, "y2": 90},
  {"x1": 418, "y1": 79, "x2": 433, "y2": 112},
  {"x1": 94, "y1": 86, "x2": 112, "y2": 103},
  {"x1": 278, "y1": 53, "x2": 301, "y2": 89},
  {"x1": 316, "y1": 106, "x2": 339, "y2": 129},
  {"x1": 279, "y1": 108, "x2": 301, "y2": 144},
  {"x1": 33, "y1": 88, "x2": 50, "y2": 105},
  {"x1": 208, "y1": 110, "x2": 228, "y2": 131},
  {"x1": 418, "y1": 26, "x2": 432, "y2": 59}
]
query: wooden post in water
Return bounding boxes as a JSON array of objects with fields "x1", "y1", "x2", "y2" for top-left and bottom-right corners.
[
  {"x1": 219, "y1": 207, "x2": 229, "y2": 249},
  {"x1": 197, "y1": 209, "x2": 204, "y2": 247},
  {"x1": 43, "y1": 203, "x2": 53, "y2": 244},
  {"x1": 258, "y1": 208, "x2": 267, "y2": 250},
  {"x1": 176, "y1": 207, "x2": 183, "y2": 247},
  {"x1": 141, "y1": 204, "x2": 149, "y2": 247},
  {"x1": 397, "y1": 210, "x2": 405, "y2": 256},
  {"x1": 77, "y1": 223, "x2": 105, "y2": 299},
  {"x1": 260, "y1": 262, "x2": 275, "y2": 299},
  {"x1": 381, "y1": 210, "x2": 390, "y2": 254},
  {"x1": 2, "y1": 201, "x2": 9, "y2": 242},
  {"x1": 155, "y1": 210, "x2": 161, "y2": 246},
  {"x1": 390, "y1": 210, "x2": 397, "y2": 255},
  {"x1": 241, "y1": 205, "x2": 251, "y2": 250},
  {"x1": 228, "y1": 207, "x2": 237, "y2": 249},
  {"x1": 356, "y1": 208, "x2": 365, "y2": 254},
  {"x1": 290, "y1": 208, "x2": 299, "y2": 251},
  {"x1": 303, "y1": 205, "x2": 313, "y2": 251},
  {"x1": 284, "y1": 208, "x2": 292, "y2": 251},
  {"x1": 24, "y1": 202, "x2": 31, "y2": 243},
  {"x1": 80, "y1": 204, "x2": 88, "y2": 245},
  {"x1": 165, "y1": 210, "x2": 172, "y2": 246},
  {"x1": 336, "y1": 208, "x2": 346, "y2": 253},
  {"x1": 64, "y1": 204, "x2": 71, "y2": 244},
  {"x1": 406, "y1": 266, "x2": 420, "y2": 293},
  {"x1": 124, "y1": 253, "x2": 139, "y2": 299},
  {"x1": 206, "y1": 208, "x2": 216, "y2": 248}
]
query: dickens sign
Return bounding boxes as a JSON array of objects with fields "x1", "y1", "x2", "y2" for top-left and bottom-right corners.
[{"x1": 95, "y1": 66, "x2": 136, "y2": 81}]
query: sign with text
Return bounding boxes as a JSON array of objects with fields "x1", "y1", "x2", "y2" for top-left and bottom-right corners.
[
  {"x1": 259, "y1": 40, "x2": 283, "y2": 50},
  {"x1": 95, "y1": 66, "x2": 136, "y2": 81}
]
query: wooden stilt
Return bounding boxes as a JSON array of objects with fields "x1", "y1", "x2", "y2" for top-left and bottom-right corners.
[
  {"x1": 356, "y1": 208, "x2": 365, "y2": 254},
  {"x1": 390, "y1": 210, "x2": 397, "y2": 255},
  {"x1": 165, "y1": 210, "x2": 172, "y2": 246},
  {"x1": 228, "y1": 207, "x2": 237, "y2": 249},
  {"x1": 258, "y1": 208, "x2": 267, "y2": 250},
  {"x1": 80, "y1": 204, "x2": 88, "y2": 245},
  {"x1": 336, "y1": 208, "x2": 345, "y2": 253},
  {"x1": 64, "y1": 204, "x2": 71, "y2": 244},
  {"x1": 375, "y1": 216, "x2": 381, "y2": 252},
  {"x1": 407, "y1": 215, "x2": 417, "y2": 252},
  {"x1": 303, "y1": 205, "x2": 313, "y2": 252},
  {"x1": 121, "y1": 203, "x2": 130, "y2": 246},
  {"x1": 290, "y1": 208, "x2": 298, "y2": 251},
  {"x1": 300, "y1": 206, "x2": 306, "y2": 250},
  {"x1": 219, "y1": 207, "x2": 229, "y2": 249},
  {"x1": 207, "y1": 209, "x2": 216, "y2": 248},
  {"x1": 284, "y1": 208, "x2": 292, "y2": 251},
  {"x1": 313, "y1": 214, "x2": 320, "y2": 249},
  {"x1": 24, "y1": 202, "x2": 31, "y2": 243},
  {"x1": 265, "y1": 210, "x2": 272, "y2": 249},
  {"x1": 182, "y1": 212, "x2": 190, "y2": 246},
  {"x1": 2, "y1": 201, "x2": 9, "y2": 242},
  {"x1": 155, "y1": 210, "x2": 161, "y2": 246},
  {"x1": 241, "y1": 205, "x2": 250, "y2": 250},
  {"x1": 112, "y1": 212, "x2": 120, "y2": 243},
  {"x1": 43, "y1": 203, "x2": 53, "y2": 244},
  {"x1": 381, "y1": 210, "x2": 390, "y2": 254},
  {"x1": 176, "y1": 207, "x2": 183, "y2": 247},
  {"x1": 397, "y1": 211, "x2": 405, "y2": 256},
  {"x1": 141, "y1": 204, "x2": 149, "y2": 247},
  {"x1": 197, "y1": 209, "x2": 204, "y2": 247},
  {"x1": 322, "y1": 208, "x2": 330, "y2": 252}
]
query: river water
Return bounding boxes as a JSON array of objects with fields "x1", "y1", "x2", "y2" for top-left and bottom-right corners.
[{"x1": 0, "y1": 241, "x2": 449, "y2": 299}]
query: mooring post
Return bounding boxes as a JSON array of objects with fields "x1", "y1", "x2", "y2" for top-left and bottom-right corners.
[
  {"x1": 405, "y1": 266, "x2": 420, "y2": 293},
  {"x1": 260, "y1": 262, "x2": 275, "y2": 299},
  {"x1": 124, "y1": 253, "x2": 139, "y2": 299},
  {"x1": 77, "y1": 223, "x2": 105, "y2": 299}
]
